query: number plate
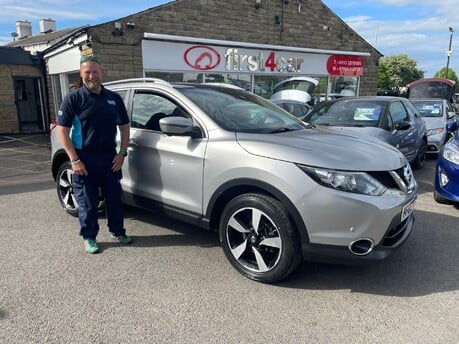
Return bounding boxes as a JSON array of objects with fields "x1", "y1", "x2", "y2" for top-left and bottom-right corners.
[{"x1": 401, "y1": 198, "x2": 416, "y2": 222}]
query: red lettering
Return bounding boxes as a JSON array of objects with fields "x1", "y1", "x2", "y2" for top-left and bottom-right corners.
[{"x1": 265, "y1": 52, "x2": 277, "y2": 72}]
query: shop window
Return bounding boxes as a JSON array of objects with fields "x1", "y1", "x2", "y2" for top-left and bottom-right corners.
[{"x1": 253, "y1": 75, "x2": 279, "y2": 98}]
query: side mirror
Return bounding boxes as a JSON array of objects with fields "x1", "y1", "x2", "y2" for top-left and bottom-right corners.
[
  {"x1": 446, "y1": 120, "x2": 458, "y2": 133},
  {"x1": 447, "y1": 111, "x2": 456, "y2": 119},
  {"x1": 159, "y1": 116, "x2": 202, "y2": 138},
  {"x1": 393, "y1": 121, "x2": 411, "y2": 131}
]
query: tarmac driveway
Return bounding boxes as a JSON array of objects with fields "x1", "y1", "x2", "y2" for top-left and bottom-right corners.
[{"x1": 0, "y1": 134, "x2": 53, "y2": 195}]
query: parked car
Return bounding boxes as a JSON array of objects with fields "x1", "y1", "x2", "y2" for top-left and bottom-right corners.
[
  {"x1": 51, "y1": 79, "x2": 418, "y2": 283},
  {"x1": 434, "y1": 120, "x2": 459, "y2": 204},
  {"x1": 406, "y1": 77, "x2": 458, "y2": 114},
  {"x1": 410, "y1": 98, "x2": 458, "y2": 154},
  {"x1": 271, "y1": 98, "x2": 312, "y2": 120},
  {"x1": 270, "y1": 76, "x2": 318, "y2": 106},
  {"x1": 304, "y1": 96, "x2": 428, "y2": 169}
]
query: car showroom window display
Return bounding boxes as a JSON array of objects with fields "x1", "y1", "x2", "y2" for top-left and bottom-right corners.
[{"x1": 51, "y1": 79, "x2": 418, "y2": 283}]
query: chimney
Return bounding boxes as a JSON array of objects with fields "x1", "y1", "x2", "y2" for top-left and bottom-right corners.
[
  {"x1": 39, "y1": 18, "x2": 56, "y2": 34},
  {"x1": 16, "y1": 20, "x2": 32, "y2": 38}
]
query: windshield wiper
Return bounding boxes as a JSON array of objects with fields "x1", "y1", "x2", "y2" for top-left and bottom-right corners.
[{"x1": 268, "y1": 127, "x2": 297, "y2": 134}]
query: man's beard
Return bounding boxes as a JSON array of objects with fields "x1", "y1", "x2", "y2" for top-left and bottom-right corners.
[{"x1": 83, "y1": 79, "x2": 102, "y2": 92}]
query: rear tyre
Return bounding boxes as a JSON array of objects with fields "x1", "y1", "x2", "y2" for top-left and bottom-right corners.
[
  {"x1": 56, "y1": 161, "x2": 79, "y2": 217},
  {"x1": 219, "y1": 193, "x2": 301, "y2": 283}
]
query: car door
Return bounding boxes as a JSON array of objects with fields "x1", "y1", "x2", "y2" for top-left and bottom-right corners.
[
  {"x1": 121, "y1": 89, "x2": 208, "y2": 215},
  {"x1": 381, "y1": 100, "x2": 418, "y2": 159}
]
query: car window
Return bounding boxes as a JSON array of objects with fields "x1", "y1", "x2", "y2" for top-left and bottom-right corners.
[
  {"x1": 307, "y1": 100, "x2": 383, "y2": 127},
  {"x1": 353, "y1": 106, "x2": 381, "y2": 121},
  {"x1": 290, "y1": 103, "x2": 308, "y2": 118},
  {"x1": 113, "y1": 90, "x2": 128, "y2": 107},
  {"x1": 412, "y1": 101, "x2": 443, "y2": 117},
  {"x1": 388, "y1": 101, "x2": 409, "y2": 122},
  {"x1": 179, "y1": 86, "x2": 304, "y2": 133},
  {"x1": 403, "y1": 100, "x2": 422, "y2": 120},
  {"x1": 278, "y1": 102, "x2": 307, "y2": 118},
  {"x1": 131, "y1": 91, "x2": 188, "y2": 131}
]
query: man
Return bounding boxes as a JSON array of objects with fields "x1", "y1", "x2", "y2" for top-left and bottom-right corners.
[{"x1": 56, "y1": 55, "x2": 131, "y2": 254}]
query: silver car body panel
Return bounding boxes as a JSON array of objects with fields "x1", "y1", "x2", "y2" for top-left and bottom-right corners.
[{"x1": 51, "y1": 80, "x2": 417, "y2": 267}]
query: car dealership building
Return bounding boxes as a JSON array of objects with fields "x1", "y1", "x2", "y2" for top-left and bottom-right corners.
[{"x1": 2, "y1": 0, "x2": 382, "y2": 134}]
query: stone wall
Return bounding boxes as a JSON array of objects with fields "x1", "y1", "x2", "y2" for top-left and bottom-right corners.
[{"x1": 86, "y1": 0, "x2": 381, "y2": 95}]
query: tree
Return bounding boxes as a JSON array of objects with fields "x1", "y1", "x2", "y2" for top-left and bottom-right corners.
[
  {"x1": 378, "y1": 54, "x2": 424, "y2": 92},
  {"x1": 434, "y1": 67, "x2": 458, "y2": 84}
]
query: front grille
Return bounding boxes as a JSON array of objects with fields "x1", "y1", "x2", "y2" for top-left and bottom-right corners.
[
  {"x1": 368, "y1": 171, "x2": 398, "y2": 189},
  {"x1": 368, "y1": 164, "x2": 416, "y2": 194}
]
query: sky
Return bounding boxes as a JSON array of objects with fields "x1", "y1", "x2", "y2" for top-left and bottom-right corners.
[{"x1": 0, "y1": 0, "x2": 457, "y2": 78}]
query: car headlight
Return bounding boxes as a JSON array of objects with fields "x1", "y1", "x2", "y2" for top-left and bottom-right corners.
[
  {"x1": 443, "y1": 141, "x2": 459, "y2": 165},
  {"x1": 298, "y1": 165, "x2": 387, "y2": 196},
  {"x1": 427, "y1": 128, "x2": 444, "y2": 136}
]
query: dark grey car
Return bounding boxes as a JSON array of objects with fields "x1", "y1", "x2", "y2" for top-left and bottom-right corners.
[{"x1": 305, "y1": 96, "x2": 428, "y2": 168}]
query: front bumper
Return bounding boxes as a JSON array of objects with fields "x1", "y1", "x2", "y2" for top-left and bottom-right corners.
[
  {"x1": 434, "y1": 155, "x2": 459, "y2": 203},
  {"x1": 426, "y1": 134, "x2": 444, "y2": 154},
  {"x1": 301, "y1": 213, "x2": 414, "y2": 264}
]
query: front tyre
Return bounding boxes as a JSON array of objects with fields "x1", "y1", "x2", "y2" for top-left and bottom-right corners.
[
  {"x1": 433, "y1": 190, "x2": 451, "y2": 204},
  {"x1": 56, "y1": 161, "x2": 79, "y2": 217},
  {"x1": 219, "y1": 193, "x2": 301, "y2": 283},
  {"x1": 412, "y1": 139, "x2": 427, "y2": 169}
]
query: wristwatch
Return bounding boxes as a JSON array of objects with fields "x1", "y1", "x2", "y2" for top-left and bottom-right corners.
[{"x1": 118, "y1": 149, "x2": 128, "y2": 157}]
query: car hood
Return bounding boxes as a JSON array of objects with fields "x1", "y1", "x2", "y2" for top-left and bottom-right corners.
[
  {"x1": 236, "y1": 127, "x2": 406, "y2": 171},
  {"x1": 422, "y1": 117, "x2": 444, "y2": 130},
  {"x1": 326, "y1": 126, "x2": 389, "y2": 140}
]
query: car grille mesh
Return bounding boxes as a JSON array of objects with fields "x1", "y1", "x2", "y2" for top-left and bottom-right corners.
[
  {"x1": 369, "y1": 164, "x2": 416, "y2": 194},
  {"x1": 368, "y1": 171, "x2": 398, "y2": 189}
]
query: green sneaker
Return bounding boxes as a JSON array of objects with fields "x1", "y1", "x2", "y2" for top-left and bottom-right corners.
[
  {"x1": 83, "y1": 239, "x2": 99, "y2": 254},
  {"x1": 110, "y1": 234, "x2": 133, "y2": 245}
]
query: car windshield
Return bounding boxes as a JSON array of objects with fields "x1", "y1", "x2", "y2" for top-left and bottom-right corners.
[
  {"x1": 306, "y1": 99, "x2": 384, "y2": 127},
  {"x1": 178, "y1": 85, "x2": 306, "y2": 133},
  {"x1": 411, "y1": 101, "x2": 443, "y2": 118}
]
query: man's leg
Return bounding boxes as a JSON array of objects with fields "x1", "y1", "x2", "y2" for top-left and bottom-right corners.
[
  {"x1": 101, "y1": 168, "x2": 125, "y2": 237},
  {"x1": 73, "y1": 172, "x2": 100, "y2": 240}
]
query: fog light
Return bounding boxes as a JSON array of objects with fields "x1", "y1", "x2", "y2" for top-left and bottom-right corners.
[{"x1": 440, "y1": 171, "x2": 449, "y2": 187}]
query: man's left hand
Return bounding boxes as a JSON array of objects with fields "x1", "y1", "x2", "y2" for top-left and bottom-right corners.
[{"x1": 112, "y1": 154, "x2": 125, "y2": 172}]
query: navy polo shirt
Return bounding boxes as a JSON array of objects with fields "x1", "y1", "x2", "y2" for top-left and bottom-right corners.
[{"x1": 57, "y1": 85, "x2": 129, "y2": 152}]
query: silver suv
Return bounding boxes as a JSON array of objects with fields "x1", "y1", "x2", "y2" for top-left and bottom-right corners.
[{"x1": 51, "y1": 78, "x2": 418, "y2": 283}]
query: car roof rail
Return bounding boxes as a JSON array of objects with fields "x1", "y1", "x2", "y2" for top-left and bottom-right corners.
[{"x1": 104, "y1": 78, "x2": 172, "y2": 87}]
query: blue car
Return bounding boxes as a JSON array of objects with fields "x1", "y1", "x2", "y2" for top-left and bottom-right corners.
[{"x1": 434, "y1": 120, "x2": 459, "y2": 204}]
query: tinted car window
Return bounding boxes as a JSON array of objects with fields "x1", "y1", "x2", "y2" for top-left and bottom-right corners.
[
  {"x1": 131, "y1": 91, "x2": 181, "y2": 130},
  {"x1": 389, "y1": 101, "x2": 409, "y2": 122},
  {"x1": 412, "y1": 100, "x2": 443, "y2": 117},
  {"x1": 307, "y1": 100, "x2": 384, "y2": 127}
]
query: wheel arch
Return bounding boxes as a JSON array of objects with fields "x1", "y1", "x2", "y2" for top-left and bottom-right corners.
[
  {"x1": 205, "y1": 178, "x2": 309, "y2": 244},
  {"x1": 51, "y1": 149, "x2": 69, "y2": 181}
]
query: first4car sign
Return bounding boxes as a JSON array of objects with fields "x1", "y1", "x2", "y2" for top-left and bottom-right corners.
[{"x1": 142, "y1": 34, "x2": 368, "y2": 77}]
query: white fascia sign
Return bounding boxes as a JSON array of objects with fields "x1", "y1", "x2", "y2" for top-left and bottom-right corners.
[{"x1": 142, "y1": 33, "x2": 369, "y2": 76}]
